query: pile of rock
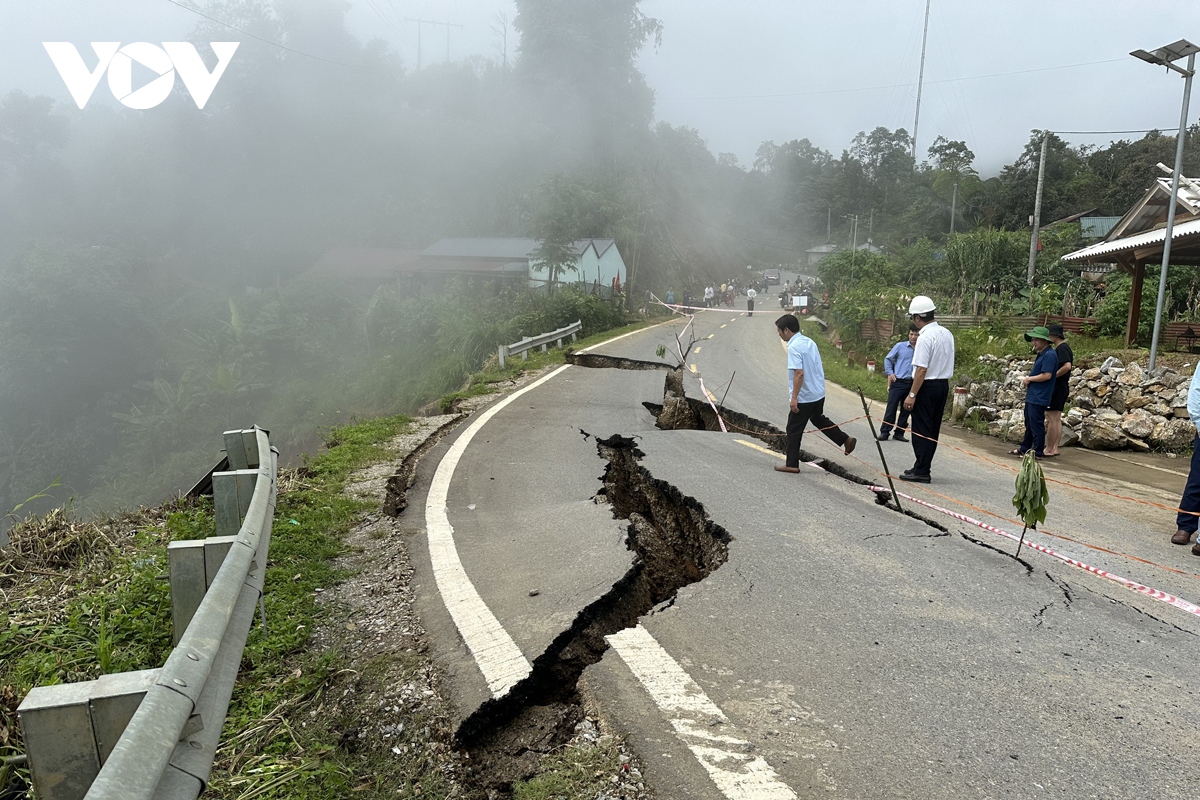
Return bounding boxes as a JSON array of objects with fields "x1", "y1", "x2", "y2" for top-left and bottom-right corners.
[{"x1": 962, "y1": 355, "x2": 1195, "y2": 452}]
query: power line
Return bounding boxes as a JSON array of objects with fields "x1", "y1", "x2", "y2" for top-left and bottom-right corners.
[
  {"x1": 664, "y1": 57, "x2": 1128, "y2": 101},
  {"x1": 164, "y1": 0, "x2": 367, "y2": 68},
  {"x1": 1053, "y1": 128, "x2": 1178, "y2": 134}
]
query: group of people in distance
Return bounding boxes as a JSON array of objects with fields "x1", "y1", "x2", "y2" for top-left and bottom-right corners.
[{"x1": 773, "y1": 295, "x2": 955, "y2": 485}]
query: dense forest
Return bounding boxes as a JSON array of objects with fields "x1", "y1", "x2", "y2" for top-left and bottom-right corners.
[{"x1": 2, "y1": 0, "x2": 1199, "y2": 523}]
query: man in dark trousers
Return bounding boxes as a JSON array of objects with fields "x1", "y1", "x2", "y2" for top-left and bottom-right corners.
[
  {"x1": 773, "y1": 314, "x2": 857, "y2": 473},
  {"x1": 900, "y1": 296, "x2": 955, "y2": 483},
  {"x1": 1010, "y1": 326, "x2": 1058, "y2": 459},
  {"x1": 1043, "y1": 323, "x2": 1073, "y2": 457},
  {"x1": 879, "y1": 325, "x2": 919, "y2": 441},
  {"x1": 1172, "y1": 361, "x2": 1200, "y2": 555}
]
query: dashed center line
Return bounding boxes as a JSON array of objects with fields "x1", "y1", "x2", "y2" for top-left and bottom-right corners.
[
  {"x1": 689, "y1": 364, "x2": 698, "y2": 373},
  {"x1": 706, "y1": 334, "x2": 715, "y2": 340},
  {"x1": 720, "y1": 324, "x2": 727, "y2": 329},
  {"x1": 694, "y1": 346, "x2": 702, "y2": 353}
]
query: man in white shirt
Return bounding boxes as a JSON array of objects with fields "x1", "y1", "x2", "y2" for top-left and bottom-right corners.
[
  {"x1": 746, "y1": 287, "x2": 757, "y2": 317},
  {"x1": 899, "y1": 296, "x2": 955, "y2": 483}
]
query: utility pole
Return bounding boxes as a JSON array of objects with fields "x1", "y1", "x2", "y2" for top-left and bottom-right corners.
[
  {"x1": 1131, "y1": 41, "x2": 1198, "y2": 370},
  {"x1": 405, "y1": 18, "x2": 463, "y2": 70},
  {"x1": 911, "y1": 0, "x2": 932, "y2": 162},
  {"x1": 1026, "y1": 131, "x2": 1049, "y2": 288},
  {"x1": 826, "y1": 208, "x2": 832, "y2": 242},
  {"x1": 950, "y1": 182, "x2": 958, "y2": 234},
  {"x1": 844, "y1": 214, "x2": 860, "y2": 283}
]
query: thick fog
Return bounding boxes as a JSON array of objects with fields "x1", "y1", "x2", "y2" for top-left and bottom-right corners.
[{"x1": 2, "y1": 0, "x2": 1198, "y2": 536}]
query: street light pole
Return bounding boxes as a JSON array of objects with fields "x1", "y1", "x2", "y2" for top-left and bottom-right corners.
[
  {"x1": 1132, "y1": 40, "x2": 1198, "y2": 370},
  {"x1": 1026, "y1": 131, "x2": 1049, "y2": 288}
]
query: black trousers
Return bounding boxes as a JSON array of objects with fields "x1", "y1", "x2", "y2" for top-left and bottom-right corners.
[
  {"x1": 880, "y1": 378, "x2": 912, "y2": 438},
  {"x1": 786, "y1": 396, "x2": 850, "y2": 468},
  {"x1": 909, "y1": 379, "x2": 949, "y2": 475},
  {"x1": 1177, "y1": 434, "x2": 1200, "y2": 534},
  {"x1": 747, "y1": 298, "x2": 754, "y2": 317},
  {"x1": 1019, "y1": 403, "x2": 1047, "y2": 456}
]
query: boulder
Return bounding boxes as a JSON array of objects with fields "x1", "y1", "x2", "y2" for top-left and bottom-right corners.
[
  {"x1": 966, "y1": 405, "x2": 1000, "y2": 422},
  {"x1": 1003, "y1": 423, "x2": 1026, "y2": 443},
  {"x1": 1082, "y1": 367, "x2": 1101, "y2": 380},
  {"x1": 1110, "y1": 389, "x2": 1128, "y2": 414},
  {"x1": 1125, "y1": 394, "x2": 1152, "y2": 410},
  {"x1": 1162, "y1": 370, "x2": 1186, "y2": 389},
  {"x1": 1100, "y1": 356, "x2": 1124, "y2": 373},
  {"x1": 1073, "y1": 391, "x2": 1096, "y2": 410},
  {"x1": 996, "y1": 388, "x2": 1019, "y2": 407},
  {"x1": 1109, "y1": 368, "x2": 1125, "y2": 382},
  {"x1": 1120, "y1": 409, "x2": 1155, "y2": 440},
  {"x1": 1150, "y1": 418, "x2": 1196, "y2": 450},
  {"x1": 1176, "y1": 407, "x2": 1192, "y2": 419},
  {"x1": 1060, "y1": 425, "x2": 1081, "y2": 448},
  {"x1": 1095, "y1": 384, "x2": 1111, "y2": 398},
  {"x1": 1146, "y1": 402, "x2": 1172, "y2": 417},
  {"x1": 1094, "y1": 409, "x2": 1123, "y2": 424},
  {"x1": 1117, "y1": 362, "x2": 1145, "y2": 386},
  {"x1": 1127, "y1": 437, "x2": 1151, "y2": 453},
  {"x1": 1065, "y1": 407, "x2": 1087, "y2": 426},
  {"x1": 1080, "y1": 419, "x2": 1128, "y2": 450}
]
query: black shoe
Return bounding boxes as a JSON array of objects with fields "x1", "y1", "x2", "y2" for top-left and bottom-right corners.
[
  {"x1": 898, "y1": 472, "x2": 930, "y2": 483},
  {"x1": 893, "y1": 436, "x2": 908, "y2": 443},
  {"x1": 877, "y1": 433, "x2": 891, "y2": 441}
]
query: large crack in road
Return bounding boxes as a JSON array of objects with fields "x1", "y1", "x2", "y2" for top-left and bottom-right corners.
[
  {"x1": 453, "y1": 433, "x2": 731, "y2": 797},
  {"x1": 413, "y1": 356, "x2": 1111, "y2": 796}
]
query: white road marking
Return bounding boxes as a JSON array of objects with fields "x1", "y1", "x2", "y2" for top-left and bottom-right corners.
[
  {"x1": 707, "y1": 334, "x2": 715, "y2": 340},
  {"x1": 426, "y1": 323, "x2": 802, "y2": 796},
  {"x1": 607, "y1": 626, "x2": 799, "y2": 800},
  {"x1": 425, "y1": 366, "x2": 572, "y2": 695},
  {"x1": 690, "y1": 364, "x2": 698, "y2": 373},
  {"x1": 720, "y1": 324, "x2": 728, "y2": 328},
  {"x1": 694, "y1": 346, "x2": 702, "y2": 353}
]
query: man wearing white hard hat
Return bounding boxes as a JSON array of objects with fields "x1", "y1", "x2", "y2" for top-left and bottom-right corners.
[{"x1": 900, "y1": 296, "x2": 955, "y2": 483}]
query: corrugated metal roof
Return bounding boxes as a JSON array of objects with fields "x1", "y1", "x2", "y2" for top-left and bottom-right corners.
[
  {"x1": 1080, "y1": 216, "x2": 1121, "y2": 239},
  {"x1": 421, "y1": 237, "x2": 540, "y2": 260},
  {"x1": 1061, "y1": 217, "x2": 1200, "y2": 261},
  {"x1": 421, "y1": 237, "x2": 618, "y2": 260}
]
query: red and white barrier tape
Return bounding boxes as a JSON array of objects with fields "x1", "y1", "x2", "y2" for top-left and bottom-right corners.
[{"x1": 869, "y1": 485, "x2": 1200, "y2": 620}]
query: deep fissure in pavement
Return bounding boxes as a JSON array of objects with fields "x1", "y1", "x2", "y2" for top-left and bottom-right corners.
[
  {"x1": 382, "y1": 415, "x2": 466, "y2": 516},
  {"x1": 453, "y1": 433, "x2": 731, "y2": 797}
]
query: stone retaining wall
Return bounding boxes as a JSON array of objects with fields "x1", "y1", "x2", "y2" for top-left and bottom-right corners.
[{"x1": 964, "y1": 355, "x2": 1195, "y2": 451}]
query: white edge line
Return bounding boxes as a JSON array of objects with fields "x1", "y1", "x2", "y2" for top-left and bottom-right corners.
[
  {"x1": 424, "y1": 319, "x2": 680, "y2": 696},
  {"x1": 607, "y1": 625, "x2": 799, "y2": 800}
]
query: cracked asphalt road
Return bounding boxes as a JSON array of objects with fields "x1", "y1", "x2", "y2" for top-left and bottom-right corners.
[{"x1": 412, "y1": 309, "x2": 1200, "y2": 799}]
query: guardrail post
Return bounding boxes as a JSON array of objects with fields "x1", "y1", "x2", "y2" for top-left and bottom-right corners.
[
  {"x1": 16, "y1": 669, "x2": 160, "y2": 800},
  {"x1": 169, "y1": 535, "x2": 238, "y2": 643},
  {"x1": 212, "y1": 469, "x2": 258, "y2": 537},
  {"x1": 498, "y1": 345, "x2": 507, "y2": 368}
]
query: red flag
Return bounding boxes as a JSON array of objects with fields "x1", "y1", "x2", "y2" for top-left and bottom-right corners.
[{"x1": 614, "y1": 274, "x2": 622, "y2": 294}]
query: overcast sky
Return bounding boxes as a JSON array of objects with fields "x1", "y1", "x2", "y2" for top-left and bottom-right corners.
[{"x1": 2, "y1": 0, "x2": 1197, "y2": 174}]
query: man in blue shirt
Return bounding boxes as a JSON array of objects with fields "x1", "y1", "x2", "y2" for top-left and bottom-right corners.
[
  {"x1": 1011, "y1": 326, "x2": 1058, "y2": 459},
  {"x1": 879, "y1": 325, "x2": 919, "y2": 441},
  {"x1": 773, "y1": 314, "x2": 857, "y2": 473}
]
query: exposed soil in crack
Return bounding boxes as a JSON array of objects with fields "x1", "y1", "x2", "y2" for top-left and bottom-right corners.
[
  {"x1": 453, "y1": 433, "x2": 729, "y2": 797},
  {"x1": 565, "y1": 351, "x2": 675, "y2": 371},
  {"x1": 381, "y1": 414, "x2": 467, "y2": 516}
]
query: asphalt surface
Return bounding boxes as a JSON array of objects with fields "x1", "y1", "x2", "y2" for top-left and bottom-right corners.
[{"x1": 412, "y1": 306, "x2": 1200, "y2": 799}]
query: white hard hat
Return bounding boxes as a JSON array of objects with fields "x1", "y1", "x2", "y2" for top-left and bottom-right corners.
[{"x1": 908, "y1": 295, "x2": 936, "y2": 315}]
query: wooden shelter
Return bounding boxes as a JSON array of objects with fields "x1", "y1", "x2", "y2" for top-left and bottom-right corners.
[{"x1": 1061, "y1": 173, "x2": 1200, "y2": 345}]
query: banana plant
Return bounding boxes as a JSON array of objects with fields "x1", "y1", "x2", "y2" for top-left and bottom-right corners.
[{"x1": 1012, "y1": 452, "x2": 1049, "y2": 557}]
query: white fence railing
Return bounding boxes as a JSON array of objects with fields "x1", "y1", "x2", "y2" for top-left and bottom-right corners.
[{"x1": 498, "y1": 320, "x2": 582, "y2": 367}]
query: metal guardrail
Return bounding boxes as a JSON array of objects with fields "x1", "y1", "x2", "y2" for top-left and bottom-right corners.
[
  {"x1": 498, "y1": 319, "x2": 582, "y2": 367},
  {"x1": 16, "y1": 426, "x2": 277, "y2": 800}
]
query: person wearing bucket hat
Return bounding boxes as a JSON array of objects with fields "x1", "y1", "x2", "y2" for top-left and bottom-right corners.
[
  {"x1": 1044, "y1": 324, "x2": 1074, "y2": 456},
  {"x1": 1008, "y1": 326, "x2": 1058, "y2": 459}
]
